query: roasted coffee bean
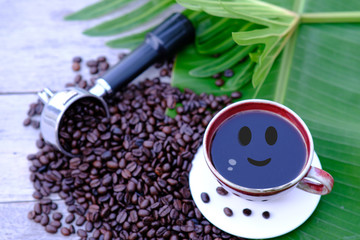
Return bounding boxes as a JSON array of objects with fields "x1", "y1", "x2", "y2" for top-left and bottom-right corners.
[
  {"x1": 32, "y1": 191, "x2": 43, "y2": 200},
  {"x1": 72, "y1": 62, "x2": 80, "y2": 71},
  {"x1": 231, "y1": 91, "x2": 242, "y2": 99},
  {"x1": 97, "y1": 56, "x2": 106, "y2": 62},
  {"x1": 85, "y1": 221, "x2": 94, "y2": 232},
  {"x1": 224, "y1": 207, "x2": 233, "y2": 217},
  {"x1": 73, "y1": 56, "x2": 82, "y2": 63},
  {"x1": 181, "y1": 225, "x2": 194, "y2": 232},
  {"x1": 28, "y1": 211, "x2": 36, "y2": 220},
  {"x1": 39, "y1": 196, "x2": 51, "y2": 204},
  {"x1": 166, "y1": 95, "x2": 176, "y2": 109},
  {"x1": 116, "y1": 210, "x2": 127, "y2": 224},
  {"x1": 216, "y1": 186, "x2": 228, "y2": 196},
  {"x1": 201, "y1": 192, "x2": 210, "y2": 203},
  {"x1": 243, "y1": 208, "x2": 252, "y2": 216},
  {"x1": 52, "y1": 212, "x2": 62, "y2": 221},
  {"x1": 138, "y1": 209, "x2": 150, "y2": 217},
  {"x1": 159, "y1": 205, "x2": 171, "y2": 217},
  {"x1": 262, "y1": 211, "x2": 270, "y2": 219},
  {"x1": 99, "y1": 62, "x2": 109, "y2": 71},
  {"x1": 77, "y1": 229, "x2": 87, "y2": 238},
  {"x1": 86, "y1": 59, "x2": 97, "y2": 67},
  {"x1": 215, "y1": 79, "x2": 225, "y2": 86},
  {"x1": 50, "y1": 203, "x2": 58, "y2": 210},
  {"x1": 143, "y1": 140, "x2": 154, "y2": 148},
  {"x1": 129, "y1": 210, "x2": 138, "y2": 222},
  {"x1": 60, "y1": 227, "x2": 71, "y2": 236},
  {"x1": 23, "y1": 118, "x2": 31, "y2": 126},
  {"x1": 50, "y1": 220, "x2": 61, "y2": 228},
  {"x1": 224, "y1": 69, "x2": 234, "y2": 77},
  {"x1": 160, "y1": 68, "x2": 168, "y2": 77},
  {"x1": 40, "y1": 214, "x2": 49, "y2": 226},
  {"x1": 69, "y1": 225, "x2": 75, "y2": 234},
  {"x1": 121, "y1": 169, "x2": 131, "y2": 179},
  {"x1": 65, "y1": 214, "x2": 75, "y2": 224},
  {"x1": 34, "y1": 215, "x2": 42, "y2": 223},
  {"x1": 76, "y1": 216, "x2": 86, "y2": 226},
  {"x1": 45, "y1": 225, "x2": 57, "y2": 234},
  {"x1": 31, "y1": 120, "x2": 40, "y2": 129},
  {"x1": 34, "y1": 203, "x2": 42, "y2": 215},
  {"x1": 104, "y1": 231, "x2": 112, "y2": 240}
]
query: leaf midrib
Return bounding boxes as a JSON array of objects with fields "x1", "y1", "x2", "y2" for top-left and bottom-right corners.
[{"x1": 264, "y1": 0, "x2": 305, "y2": 103}]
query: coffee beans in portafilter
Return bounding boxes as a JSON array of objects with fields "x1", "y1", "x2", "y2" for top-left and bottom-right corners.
[
  {"x1": 58, "y1": 98, "x2": 108, "y2": 155},
  {"x1": 26, "y1": 56, "x2": 244, "y2": 239}
]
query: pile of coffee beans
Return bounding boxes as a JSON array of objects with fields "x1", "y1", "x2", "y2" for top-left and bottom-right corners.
[{"x1": 25, "y1": 56, "x2": 244, "y2": 239}]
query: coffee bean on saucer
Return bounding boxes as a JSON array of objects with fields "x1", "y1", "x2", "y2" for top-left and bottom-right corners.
[
  {"x1": 262, "y1": 211, "x2": 270, "y2": 219},
  {"x1": 224, "y1": 207, "x2": 233, "y2": 217},
  {"x1": 243, "y1": 208, "x2": 252, "y2": 216},
  {"x1": 201, "y1": 192, "x2": 210, "y2": 203},
  {"x1": 216, "y1": 186, "x2": 228, "y2": 196}
]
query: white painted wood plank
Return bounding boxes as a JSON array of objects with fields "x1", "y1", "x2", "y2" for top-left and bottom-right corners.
[
  {"x1": 0, "y1": 94, "x2": 43, "y2": 202},
  {"x1": 0, "y1": 201, "x2": 78, "y2": 240},
  {"x1": 0, "y1": 0, "x2": 180, "y2": 93},
  {"x1": 0, "y1": 0, "x2": 122, "y2": 93}
]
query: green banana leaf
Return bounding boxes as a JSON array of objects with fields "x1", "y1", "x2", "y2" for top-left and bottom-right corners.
[
  {"x1": 174, "y1": 1, "x2": 360, "y2": 239},
  {"x1": 83, "y1": 0, "x2": 175, "y2": 36},
  {"x1": 106, "y1": 28, "x2": 152, "y2": 50},
  {"x1": 64, "y1": 0, "x2": 132, "y2": 20}
]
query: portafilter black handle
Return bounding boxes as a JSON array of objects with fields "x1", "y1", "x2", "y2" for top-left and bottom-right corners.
[{"x1": 90, "y1": 13, "x2": 195, "y2": 96}]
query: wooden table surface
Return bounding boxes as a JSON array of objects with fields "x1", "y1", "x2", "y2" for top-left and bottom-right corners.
[{"x1": 0, "y1": 1, "x2": 176, "y2": 239}]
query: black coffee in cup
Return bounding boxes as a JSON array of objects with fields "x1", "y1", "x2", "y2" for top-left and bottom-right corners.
[{"x1": 210, "y1": 110, "x2": 307, "y2": 189}]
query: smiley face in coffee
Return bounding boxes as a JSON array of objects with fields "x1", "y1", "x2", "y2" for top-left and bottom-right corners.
[{"x1": 210, "y1": 110, "x2": 307, "y2": 189}]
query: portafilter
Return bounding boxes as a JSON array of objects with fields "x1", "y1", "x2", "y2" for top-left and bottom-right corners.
[{"x1": 38, "y1": 13, "x2": 195, "y2": 156}]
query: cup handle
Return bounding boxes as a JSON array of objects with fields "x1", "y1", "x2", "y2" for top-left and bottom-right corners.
[{"x1": 297, "y1": 166, "x2": 334, "y2": 195}]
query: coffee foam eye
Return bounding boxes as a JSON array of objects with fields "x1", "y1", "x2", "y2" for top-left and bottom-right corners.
[{"x1": 227, "y1": 159, "x2": 237, "y2": 171}]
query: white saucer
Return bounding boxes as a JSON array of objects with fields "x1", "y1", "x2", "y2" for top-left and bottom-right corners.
[{"x1": 189, "y1": 146, "x2": 321, "y2": 239}]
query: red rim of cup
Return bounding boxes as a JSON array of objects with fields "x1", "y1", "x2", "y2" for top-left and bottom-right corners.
[{"x1": 203, "y1": 99, "x2": 314, "y2": 196}]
